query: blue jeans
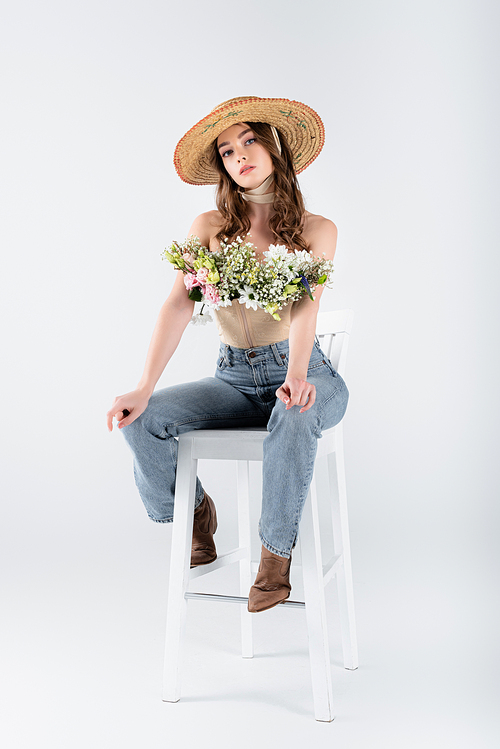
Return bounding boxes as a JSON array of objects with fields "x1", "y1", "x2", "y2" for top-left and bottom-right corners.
[{"x1": 122, "y1": 338, "x2": 349, "y2": 558}]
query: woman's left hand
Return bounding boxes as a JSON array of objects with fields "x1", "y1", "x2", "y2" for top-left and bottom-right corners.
[{"x1": 276, "y1": 376, "x2": 316, "y2": 413}]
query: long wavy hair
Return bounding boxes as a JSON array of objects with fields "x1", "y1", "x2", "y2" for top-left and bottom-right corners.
[{"x1": 210, "y1": 122, "x2": 309, "y2": 252}]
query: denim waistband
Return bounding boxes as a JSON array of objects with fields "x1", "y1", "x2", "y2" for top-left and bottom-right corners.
[
  {"x1": 218, "y1": 338, "x2": 289, "y2": 366},
  {"x1": 218, "y1": 336, "x2": 323, "y2": 367}
]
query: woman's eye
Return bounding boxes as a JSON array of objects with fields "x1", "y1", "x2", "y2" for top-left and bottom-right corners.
[
  {"x1": 245, "y1": 138, "x2": 256, "y2": 145},
  {"x1": 221, "y1": 149, "x2": 233, "y2": 158}
]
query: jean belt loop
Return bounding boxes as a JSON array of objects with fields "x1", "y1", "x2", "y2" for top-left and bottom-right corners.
[
  {"x1": 225, "y1": 344, "x2": 233, "y2": 367},
  {"x1": 271, "y1": 343, "x2": 283, "y2": 366}
]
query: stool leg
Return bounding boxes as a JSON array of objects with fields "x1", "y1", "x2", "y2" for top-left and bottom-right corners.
[
  {"x1": 300, "y1": 477, "x2": 334, "y2": 722},
  {"x1": 237, "y1": 460, "x2": 253, "y2": 658},
  {"x1": 330, "y1": 426, "x2": 358, "y2": 670},
  {"x1": 162, "y1": 439, "x2": 198, "y2": 702}
]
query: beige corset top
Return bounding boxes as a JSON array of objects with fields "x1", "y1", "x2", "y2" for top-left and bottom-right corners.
[{"x1": 213, "y1": 300, "x2": 292, "y2": 349}]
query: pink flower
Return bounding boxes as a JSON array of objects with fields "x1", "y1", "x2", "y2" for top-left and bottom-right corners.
[
  {"x1": 196, "y1": 267, "x2": 209, "y2": 283},
  {"x1": 182, "y1": 252, "x2": 195, "y2": 267},
  {"x1": 184, "y1": 273, "x2": 201, "y2": 290},
  {"x1": 204, "y1": 284, "x2": 221, "y2": 305}
]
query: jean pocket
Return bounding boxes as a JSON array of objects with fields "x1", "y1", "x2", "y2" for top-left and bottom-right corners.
[
  {"x1": 308, "y1": 352, "x2": 338, "y2": 376},
  {"x1": 308, "y1": 359, "x2": 326, "y2": 372},
  {"x1": 322, "y1": 356, "x2": 339, "y2": 377}
]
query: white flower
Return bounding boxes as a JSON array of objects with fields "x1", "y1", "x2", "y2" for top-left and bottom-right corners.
[
  {"x1": 264, "y1": 244, "x2": 289, "y2": 262},
  {"x1": 191, "y1": 312, "x2": 213, "y2": 326},
  {"x1": 292, "y1": 249, "x2": 314, "y2": 272},
  {"x1": 238, "y1": 286, "x2": 260, "y2": 311},
  {"x1": 293, "y1": 249, "x2": 311, "y2": 263}
]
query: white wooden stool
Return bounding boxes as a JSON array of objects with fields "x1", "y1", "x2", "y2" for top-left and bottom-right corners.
[{"x1": 162, "y1": 309, "x2": 358, "y2": 722}]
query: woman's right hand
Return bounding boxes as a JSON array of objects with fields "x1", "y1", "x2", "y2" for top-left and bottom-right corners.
[{"x1": 106, "y1": 388, "x2": 151, "y2": 432}]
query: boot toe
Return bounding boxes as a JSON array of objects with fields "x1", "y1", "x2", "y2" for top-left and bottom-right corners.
[
  {"x1": 247, "y1": 545, "x2": 292, "y2": 613},
  {"x1": 247, "y1": 585, "x2": 290, "y2": 612}
]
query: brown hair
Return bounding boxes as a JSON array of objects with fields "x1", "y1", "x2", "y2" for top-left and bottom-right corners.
[{"x1": 210, "y1": 122, "x2": 309, "y2": 252}]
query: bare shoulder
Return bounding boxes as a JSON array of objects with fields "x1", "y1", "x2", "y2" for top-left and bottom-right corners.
[
  {"x1": 302, "y1": 212, "x2": 338, "y2": 260},
  {"x1": 187, "y1": 210, "x2": 224, "y2": 246}
]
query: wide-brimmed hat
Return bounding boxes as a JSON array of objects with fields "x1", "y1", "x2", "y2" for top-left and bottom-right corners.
[{"x1": 173, "y1": 96, "x2": 325, "y2": 185}]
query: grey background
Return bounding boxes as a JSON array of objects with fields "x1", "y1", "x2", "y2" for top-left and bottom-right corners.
[{"x1": 1, "y1": 1, "x2": 498, "y2": 746}]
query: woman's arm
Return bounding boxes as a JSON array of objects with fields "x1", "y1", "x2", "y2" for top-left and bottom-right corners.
[
  {"x1": 106, "y1": 213, "x2": 217, "y2": 431},
  {"x1": 275, "y1": 217, "x2": 338, "y2": 413},
  {"x1": 136, "y1": 272, "x2": 195, "y2": 395}
]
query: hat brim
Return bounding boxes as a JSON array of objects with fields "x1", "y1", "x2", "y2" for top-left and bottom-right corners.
[{"x1": 173, "y1": 96, "x2": 325, "y2": 185}]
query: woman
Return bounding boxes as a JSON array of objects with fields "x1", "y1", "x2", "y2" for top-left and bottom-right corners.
[{"x1": 106, "y1": 97, "x2": 349, "y2": 613}]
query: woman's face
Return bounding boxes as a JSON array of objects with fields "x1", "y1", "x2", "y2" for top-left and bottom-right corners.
[{"x1": 216, "y1": 123, "x2": 274, "y2": 189}]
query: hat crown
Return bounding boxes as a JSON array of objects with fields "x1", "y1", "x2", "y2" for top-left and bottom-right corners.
[{"x1": 210, "y1": 96, "x2": 258, "y2": 114}]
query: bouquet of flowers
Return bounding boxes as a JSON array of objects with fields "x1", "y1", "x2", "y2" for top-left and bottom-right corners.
[{"x1": 162, "y1": 236, "x2": 334, "y2": 324}]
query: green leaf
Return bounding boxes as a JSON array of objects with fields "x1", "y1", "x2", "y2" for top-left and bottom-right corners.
[
  {"x1": 188, "y1": 288, "x2": 203, "y2": 302},
  {"x1": 317, "y1": 274, "x2": 327, "y2": 284}
]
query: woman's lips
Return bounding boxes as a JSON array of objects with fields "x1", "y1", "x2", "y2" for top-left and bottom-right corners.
[{"x1": 239, "y1": 165, "x2": 255, "y2": 175}]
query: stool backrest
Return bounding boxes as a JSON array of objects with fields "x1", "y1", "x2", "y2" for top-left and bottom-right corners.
[{"x1": 315, "y1": 309, "x2": 354, "y2": 377}]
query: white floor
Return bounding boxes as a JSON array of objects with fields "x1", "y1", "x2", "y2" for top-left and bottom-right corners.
[{"x1": 2, "y1": 516, "x2": 498, "y2": 749}]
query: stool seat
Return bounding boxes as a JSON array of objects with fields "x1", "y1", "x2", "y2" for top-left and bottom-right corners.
[{"x1": 162, "y1": 310, "x2": 358, "y2": 722}]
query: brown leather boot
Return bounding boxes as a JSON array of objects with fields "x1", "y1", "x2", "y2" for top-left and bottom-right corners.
[
  {"x1": 190, "y1": 492, "x2": 217, "y2": 568},
  {"x1": 247, "y1": 545, "x2": 291, "y2": 612}
]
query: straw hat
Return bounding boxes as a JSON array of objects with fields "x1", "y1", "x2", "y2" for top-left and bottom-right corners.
[{"x1": 173, "y1": 96, "x2": 325, "y2": 185}]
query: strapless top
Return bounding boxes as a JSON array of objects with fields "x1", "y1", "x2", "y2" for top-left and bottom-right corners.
[{"x1": 213, "y1": 300, "x2": 292, "y2": 349}]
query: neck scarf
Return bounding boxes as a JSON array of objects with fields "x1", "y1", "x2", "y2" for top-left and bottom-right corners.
[{"x1": 239, "y1": 173, "x2": 274, "y2": 204}]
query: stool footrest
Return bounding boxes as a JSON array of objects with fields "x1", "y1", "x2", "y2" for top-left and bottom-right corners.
[
  {"x1": 185, "y1": 592, "x2": 306, "y2": 609},
  {"x1": 188, "y1": 546, "x2": 250, "y2": 580},
  {"x1": 323, "y1": 554, "x2": 342, "y2": 586}
]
